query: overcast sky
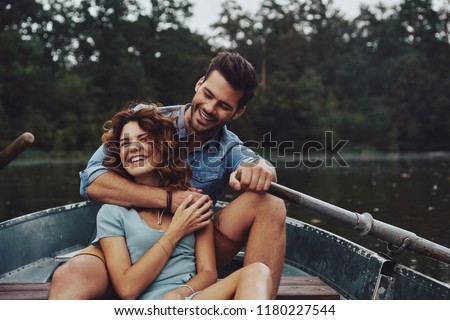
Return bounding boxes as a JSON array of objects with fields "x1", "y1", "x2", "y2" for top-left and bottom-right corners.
[{"x1": 188, "y1": 0, "x2": 402, "y2": 34}]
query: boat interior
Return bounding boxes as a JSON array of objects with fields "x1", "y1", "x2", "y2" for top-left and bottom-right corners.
[
  {"x1": 0, "y1": 201, "x2": 340, "y2": 300},
  {"x1": 1, "y1": 201, "x2": 449, "y2": 300}
]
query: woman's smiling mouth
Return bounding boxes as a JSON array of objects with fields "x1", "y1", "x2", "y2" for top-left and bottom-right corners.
[{"x1": 128, "y1": 155, "x2": 148, "y2": 164}]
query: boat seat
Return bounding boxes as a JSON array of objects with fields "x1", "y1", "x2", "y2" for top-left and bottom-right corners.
[
  {"x1": 277, "y1": 276, "x2": 340, "y2": 300},
  {"x1": 0, "y1": 282, "x2": 50, "y2": 300},
  {"x1": 0, "y1": 276, "x2": 340, "y2": 300}
]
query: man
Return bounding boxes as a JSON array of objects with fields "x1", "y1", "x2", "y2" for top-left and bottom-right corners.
[{"x1": 49, "y1": 52, "x2": 286, "y2": 299}]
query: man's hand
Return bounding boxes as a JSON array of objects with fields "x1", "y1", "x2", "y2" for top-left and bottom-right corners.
[
  {"x1": 166, "y1": 194, "x2": 213, "y2": 240},
  {"x1": 229, "y1": 159, "x2": 276, "y2": 192},
  {"x1": 170, "y1": 189, "x2": 207, "y2": 213}
]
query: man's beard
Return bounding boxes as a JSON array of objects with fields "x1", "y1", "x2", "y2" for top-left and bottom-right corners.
[{"x1": 188, "y1": 103, "x2": 220, "y2": 135}]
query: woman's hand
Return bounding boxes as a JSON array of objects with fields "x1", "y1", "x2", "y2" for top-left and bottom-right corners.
[
  {"x1": 162, "y1": 285, "x2": 197, "y2": 300},
  {"x1": 161, "y1": 290, "x2": 184, "y2": 300},
  {"x1": 166, "y1": 194, "x2": 213, "y2": 241}
]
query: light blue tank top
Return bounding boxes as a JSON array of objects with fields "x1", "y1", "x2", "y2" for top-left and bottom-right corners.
[{"x1": 93, "y1": 204, "x2": 196, "y2": 299}]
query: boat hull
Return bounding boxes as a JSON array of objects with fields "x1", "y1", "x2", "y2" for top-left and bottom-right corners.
[
  {"x1": 0, "y1": 201, "x2": 99, "y2": 281},
  {"x1": 1, "y1": 201, "x2": 449, "y2": 299},
  {"x1": 284, "y1": 217, "x2": 450, "y2": 299}
]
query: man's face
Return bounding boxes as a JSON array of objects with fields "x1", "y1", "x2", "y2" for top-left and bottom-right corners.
[{"x1": 187, "y1": 70, "x2": 246, "y2": 140}]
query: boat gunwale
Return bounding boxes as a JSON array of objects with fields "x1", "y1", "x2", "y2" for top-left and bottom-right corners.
[{"x1": 0, "y1": 201, "x2": 98, "y2": 230}]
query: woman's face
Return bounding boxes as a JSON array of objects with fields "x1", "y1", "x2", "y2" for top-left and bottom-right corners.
[{"x1": 119, "y1": 121, "x2": 161, "y2": 181}]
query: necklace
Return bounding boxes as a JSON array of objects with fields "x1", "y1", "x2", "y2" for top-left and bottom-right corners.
[{"x1": 157, "y1": 209, "x2": 164, "y2": 225}]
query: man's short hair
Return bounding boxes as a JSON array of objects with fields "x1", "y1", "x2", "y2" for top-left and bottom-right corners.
[{"x1": 204, "y1": 52, "x2": 258, "y2": 108}]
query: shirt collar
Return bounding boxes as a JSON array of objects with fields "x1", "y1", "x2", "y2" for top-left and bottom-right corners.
[{"x1": 176, "y1": 104, "x2": 188, "y2": 140}]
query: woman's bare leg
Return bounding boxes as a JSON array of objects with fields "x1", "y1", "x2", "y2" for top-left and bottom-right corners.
[
  {"x1": 49, "y1": 255, "x2": 110, "y2": 299},
  {"x1": 193, "y1": 263, "x2": 272, "y2": 300}
]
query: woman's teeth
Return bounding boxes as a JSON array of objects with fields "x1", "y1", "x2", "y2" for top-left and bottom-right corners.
[{"x1": 129, "y1": 156, "x2": 146, "y2": 163}]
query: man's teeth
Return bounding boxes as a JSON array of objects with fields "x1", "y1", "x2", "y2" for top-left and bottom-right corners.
[{"x1": 200, "y1": 109, "x2": 214, "y2": 121}]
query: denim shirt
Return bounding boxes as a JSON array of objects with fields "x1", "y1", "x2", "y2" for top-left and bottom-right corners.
[{"x1": 79, "y1": 104, "x2": 260, "y2": 204}]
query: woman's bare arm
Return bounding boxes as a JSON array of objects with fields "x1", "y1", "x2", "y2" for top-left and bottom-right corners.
[{"x1": 162, "y1": 223, "x2": 217, "y2": 299}]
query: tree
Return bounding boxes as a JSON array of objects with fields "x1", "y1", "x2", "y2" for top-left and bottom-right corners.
[{"x1": 0, "y1": 29, "x2": 55, "y2": 149}]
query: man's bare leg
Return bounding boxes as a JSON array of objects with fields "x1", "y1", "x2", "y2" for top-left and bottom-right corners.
[
  {"x1": 48, "y1": 255, "x2": 110, "y2": 299},
  {"x1": 216, "y1": 192, "x2": 286, "y2": 299}
]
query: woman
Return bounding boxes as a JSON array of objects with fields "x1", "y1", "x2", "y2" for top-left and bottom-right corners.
[{"x1": 93, "y1": 103, "x2": 272, "y2": 300}]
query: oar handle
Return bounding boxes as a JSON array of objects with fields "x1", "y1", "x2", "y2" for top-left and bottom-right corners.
[
  {"x1": 0, "y1": 132, "x2": 35, "y2": 170},
  {"x1": 235, "y1": 169, "x2": 300, "y2": 203}
]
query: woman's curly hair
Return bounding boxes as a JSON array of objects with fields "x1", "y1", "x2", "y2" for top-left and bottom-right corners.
[{"x1": 101, "y1": 102, "x2": 191, "y2": 191}]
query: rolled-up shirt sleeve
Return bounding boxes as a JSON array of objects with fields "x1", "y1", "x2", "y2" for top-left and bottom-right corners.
[
  {"x1": 79, "y1": 145, "x2": 109, "y2": 199},
  {"x1": 228, "y1": 144, "x2": 261, "y2": 173}
]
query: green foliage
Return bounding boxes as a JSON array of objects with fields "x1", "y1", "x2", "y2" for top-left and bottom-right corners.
[
  {"x1": 0, "y1": 0, "x2": 449, "y2": 155},
  {"x1": 0, "y1": 0, "x2": 209, "y2": 153},
  {"x1": 225, "y1": 0, "x2": 450, "y2": 152}
]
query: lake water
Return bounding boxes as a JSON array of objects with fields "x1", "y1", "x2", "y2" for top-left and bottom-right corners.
[{"x1": 1, "y1": 153, "x2": 449, "y2": 284}]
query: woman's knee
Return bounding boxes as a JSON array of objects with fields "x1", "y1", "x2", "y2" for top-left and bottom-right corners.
[{"x1": 242, "y1": 262, "x2": 272, "y2": 282}]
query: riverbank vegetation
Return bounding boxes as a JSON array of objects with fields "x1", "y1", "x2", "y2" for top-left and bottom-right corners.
[{"x1": 1, "y1": 0, "x2": 449, "y2": 155}]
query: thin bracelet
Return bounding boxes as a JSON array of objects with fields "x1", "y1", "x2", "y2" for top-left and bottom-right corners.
[
  {"x1": 166, "y1": 190, "x2": 173, "y2": 213},
  {"x1": 179, "y1": 284, "x2": 195, "y2": 295},
  {"x1": 156, "y1": 241, "x2": 169, "y2": 258},
  {"x1": 162, "y1": 234, "x2": 175, "y2": 249}
]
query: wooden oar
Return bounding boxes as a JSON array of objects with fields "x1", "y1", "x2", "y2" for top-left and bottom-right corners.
[
  {"x1": 267, "y1": 181, "x2": 450, "y2": 264},
  {"x1": 236, "y1": 171, "x2": 450, "y2": 264},
  {"x1": 0, "y1": 133, "x2": 35, "y2": 170}
]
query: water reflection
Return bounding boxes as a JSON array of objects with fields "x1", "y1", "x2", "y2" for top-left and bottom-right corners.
[
  {"x1": 0, "y1": 154, "x2": 449, "y2": 284},
  {"x1": 0, "y1": 160, "x2": 85, "y2": 221}
]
